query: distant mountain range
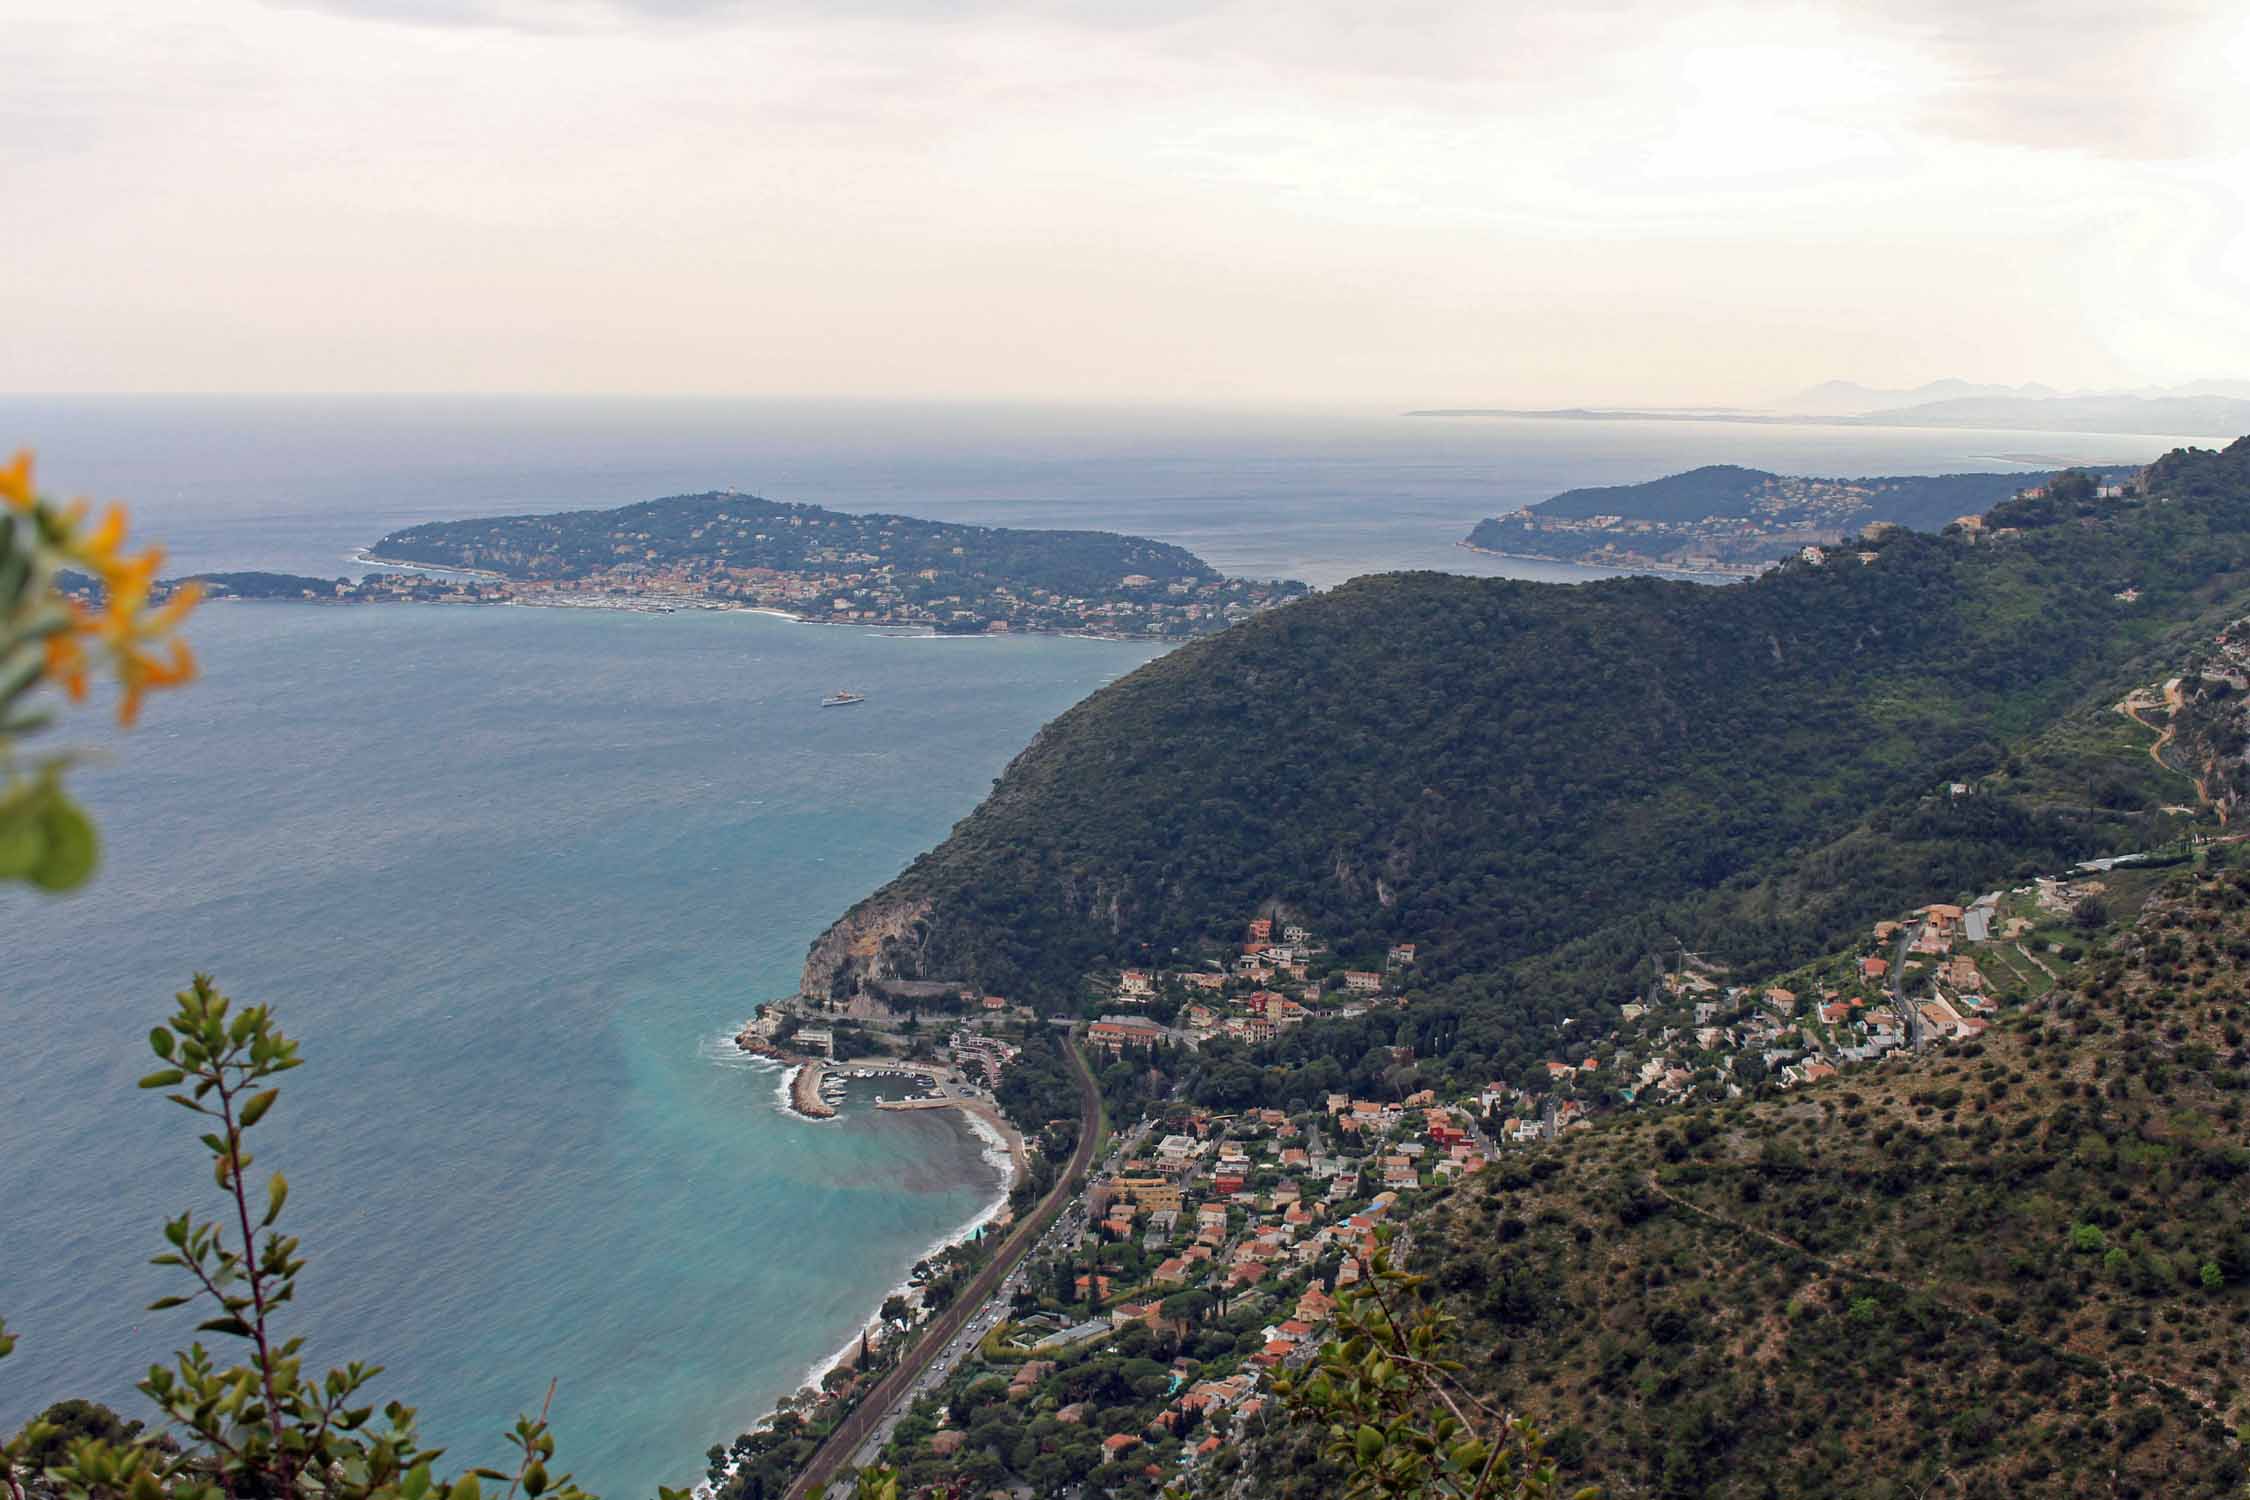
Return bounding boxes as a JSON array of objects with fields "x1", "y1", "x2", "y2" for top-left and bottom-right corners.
[
  {"x1": 1855, "y1": 393, "x2": 2250, "y2": 435},
  {"x1": 1772, "y1": 377, "x2": 2250, "y2": 415},
  {"x1": 1411, "y1": 386, "x2": 2250, "y2": 437},
  {"x1": 1773, "y1": 378, "x2": 2064, "y2": 415}
]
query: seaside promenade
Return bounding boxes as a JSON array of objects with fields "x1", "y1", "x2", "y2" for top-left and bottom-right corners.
[{"x1": 783, "y1": 1034, "x2": 1103, "y2": 1500}]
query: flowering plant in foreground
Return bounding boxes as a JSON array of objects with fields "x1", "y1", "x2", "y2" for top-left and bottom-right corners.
[{"x1": 0, "y1": 449, "x2": 199, "y2": 891}]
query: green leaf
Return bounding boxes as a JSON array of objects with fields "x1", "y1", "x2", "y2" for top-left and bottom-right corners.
[
  {"x1": 195, "y1": 1317, "x2": 254, "y2": 1339},
  {"x1": 28, "y1": 794, "x2": 96, "y2": 891},
  {"x1": 138, "y1": 1070, "x2": 187, "y2": 1089},
  {"x1": 522, "y1": 1462, "x2": 548, "y2": 1497},
  {"x1": 239, "y1": 1089, "x2": 279, "y2": 1129},
  {"x1": 263, "y1": 1172, "x2": 290, "y2": 1226},
  {"x1": 1355, "y1": 1425, "x2": 1384, "y2": 1462},
  {"x1": 0, "y1": 807, "x2": 42, "y2": 879},
  {"x1": 447, "y1": 1474, "x2": 481, "y2": 1500},
  {"x1": 149, "y1": 1027, "x2": 176, "y2": 1059}
]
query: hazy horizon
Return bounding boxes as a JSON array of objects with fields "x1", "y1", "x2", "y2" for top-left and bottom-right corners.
[{"x1": 5, "y1": 0, "x2": 2247, "y2": 405}]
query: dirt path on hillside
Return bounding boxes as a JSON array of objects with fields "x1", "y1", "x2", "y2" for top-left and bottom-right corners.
[
  {"x1": 2121, "y1": 678, "x2": 2227, "y2": 823},
  {"x1": 2120, "y1": 683, "x2": 2180, "y2": 772}
]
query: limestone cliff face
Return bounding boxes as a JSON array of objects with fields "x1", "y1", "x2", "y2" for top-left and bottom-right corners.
[{"x1": 797, "y1": 893, "x2": 934, "y2": 1000}]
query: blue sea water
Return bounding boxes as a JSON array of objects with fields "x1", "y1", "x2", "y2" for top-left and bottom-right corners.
[
  {"x1": 0, "y1": 395, "x2": 2184, "y2": 587},
  {"x1": 3, "y1": 602, "x2": 1160, "y2": 1496},
  {"x1": 0, "y1": 397, "x2": 2189, "y2": 1496}
]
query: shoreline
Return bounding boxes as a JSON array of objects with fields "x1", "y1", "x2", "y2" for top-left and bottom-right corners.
[
  {"x1": 702, "y1": 1037, "x2": 1025, "y2": 1492},
  {"x1": 789, "y1": 1119, "x2": 1018, "y2": 1408},
  {"x1": 322, "y1": 583, "x2": 1193, "y2": 642}
]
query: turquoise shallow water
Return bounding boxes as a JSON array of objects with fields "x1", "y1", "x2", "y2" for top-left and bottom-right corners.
[{"x1": 1, "y1": 603, "x2": 1160, "y2": 1497}]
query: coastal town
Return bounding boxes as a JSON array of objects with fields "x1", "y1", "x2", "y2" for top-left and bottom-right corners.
[
  {"x1": 70, "y1": 557, "x2": 1301, "y2": 641},
  {"x1": 699, "y1": 804, "x2": 2199, "y2": 1499}
]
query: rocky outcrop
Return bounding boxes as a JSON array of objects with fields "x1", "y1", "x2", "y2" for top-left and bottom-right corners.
[{"x1": 798, "y1": 893, "x2": 936, "y2": 1001}]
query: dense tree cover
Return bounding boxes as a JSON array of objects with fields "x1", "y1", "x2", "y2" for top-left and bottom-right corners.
[
  {"x1": 1222, "y1": 862, "x2": 2250, "y2": 1498},
  {"x1": 811, "y1": 438, "x2": 2250, "y2": 1089},
  {"x1": 994, "y1": 1025, "x2": 1083, "y2": 1136}
]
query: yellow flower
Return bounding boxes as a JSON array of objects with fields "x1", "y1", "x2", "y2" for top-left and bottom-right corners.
[
  {"x1": 82, "y1": 559, "x2": 198, "y2": 726},
  {"x1": 0, "y1": 450, "x2": 31, "y2": 511},
  {"x1": 44, "y1": 603, "x2": 92, "y2": 703},
  {"x1": 5, "y1": 448, "x2": 200, "y2": 726},
  {"x1": 114, "y1": 635, "x2": 196, "y2": 727}
]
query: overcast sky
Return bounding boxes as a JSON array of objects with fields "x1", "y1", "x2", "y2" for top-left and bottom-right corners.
[{"x1": 4, "y1": 0, "x2": 2246, "y2": 405}]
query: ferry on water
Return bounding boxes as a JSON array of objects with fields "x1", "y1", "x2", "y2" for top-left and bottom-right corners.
[{"x1": 820, "y1": 689, "x2": 866, "y2": 707}]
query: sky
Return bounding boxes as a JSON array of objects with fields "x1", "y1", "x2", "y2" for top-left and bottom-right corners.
[{"x1": 4, "y1": 0, "x2": 2248, "y2": 405}]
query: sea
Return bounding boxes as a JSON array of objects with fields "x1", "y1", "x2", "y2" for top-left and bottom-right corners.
[{"x1": 0, "y1": 396, "x2": 2199, "y2": 1497}]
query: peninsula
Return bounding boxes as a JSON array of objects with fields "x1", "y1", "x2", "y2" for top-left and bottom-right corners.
[
  {"x1": 1464, "y1": 462, "x2": 2136, "y2": 574},
  {"x1": 365, "y1": 491, "x2": 1307, "y2": 637},
  {"x1": 60, "y1": 494, "x2": 1309, "y2": 641}
]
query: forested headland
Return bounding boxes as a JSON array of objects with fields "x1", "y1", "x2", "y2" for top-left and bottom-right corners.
[{"x1": 806, "y1": 441, "x2": 2250, "y2": 1091}]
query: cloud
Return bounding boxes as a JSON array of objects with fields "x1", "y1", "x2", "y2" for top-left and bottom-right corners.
[
  {"x1": 1855, "y1": 0, "x2": 2247, "y2": 160},
  {"x1": 263, "y1": 0, "x2": 2248, "y2": 163},
  {"x1": 260, "y1": 0, "x2": 1217, "y2": 32},
  {"x1": 3, "y1": 0, "x2": 2242, "y2": 399}
]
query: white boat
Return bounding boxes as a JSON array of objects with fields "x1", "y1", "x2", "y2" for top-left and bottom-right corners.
[{"x1": 820, "y1": 689, "x2": 866, "y2": 707}]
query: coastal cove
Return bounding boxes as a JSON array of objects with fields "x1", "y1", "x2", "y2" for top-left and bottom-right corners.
[{"x1": 0, "y1": 602, "x2": 1162, "y2": 1500}]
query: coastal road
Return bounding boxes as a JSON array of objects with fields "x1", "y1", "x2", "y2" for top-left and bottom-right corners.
[{"x1": 784, "y1": 1031, "x2": 1104, "y2": 1499}]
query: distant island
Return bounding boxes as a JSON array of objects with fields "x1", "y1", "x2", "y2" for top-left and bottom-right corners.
[
  {"x1": 65, "y1": 494, "x2": 1311, "y2": 640},
  {"x1": 1462, "y1": 463, "x2": 2138, "y2": 574}
]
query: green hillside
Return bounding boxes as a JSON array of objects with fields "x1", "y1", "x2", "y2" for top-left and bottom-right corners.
[
  {"x1": 1227, "y1": 857, "x2": 2250, "y2": 1498},
  {"x1": 804, "y1": 440, "x2": 2250, "y2": 1086},
  {"x1": 1461, "y1": 464, "x2": 2144, "y2": 573},
  {"x1": 1515, "y1": 465, "x2": 2058, "y2": 527}
]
